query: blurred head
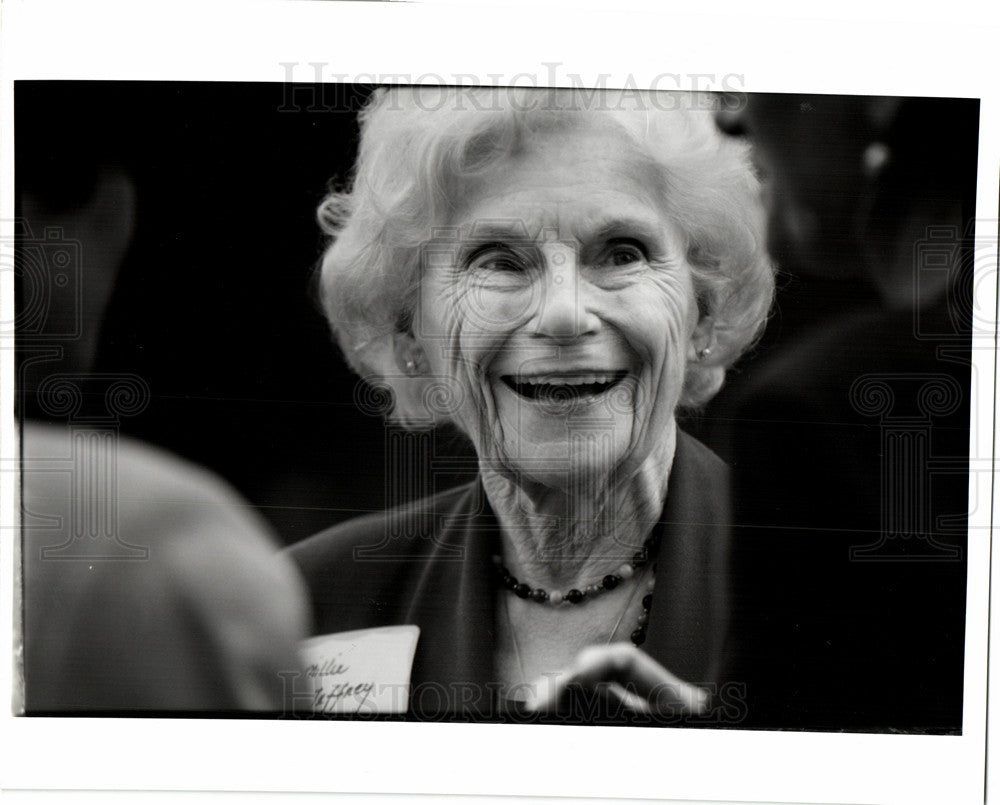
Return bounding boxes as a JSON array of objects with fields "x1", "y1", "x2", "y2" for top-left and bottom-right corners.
[
  {"x1": 17, "y1": 85, "x2": 139, "y2": 384},
  {"x1": 318, "y1": 87, "x2": 773, "y2": 487},
  {"x1": 715, "y1": 93, "x2": 978, "y2": 295}
]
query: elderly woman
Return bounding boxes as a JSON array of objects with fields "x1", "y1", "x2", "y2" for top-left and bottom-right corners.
[{"x1": 289, "y1": 87, "x2": 773, "y2": 722}]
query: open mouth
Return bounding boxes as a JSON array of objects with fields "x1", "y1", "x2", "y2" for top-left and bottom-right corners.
[{"x1": 499, "y1": 371, "x2": 629, "y2": 401}]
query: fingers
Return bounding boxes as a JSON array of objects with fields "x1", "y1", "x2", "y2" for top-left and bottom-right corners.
[
  {"x1": 524, "y1": 643, "x2": 710, "y2": 717},
  {"x1": 601, "y1": 681, "x2": 653, "y2": 715}
]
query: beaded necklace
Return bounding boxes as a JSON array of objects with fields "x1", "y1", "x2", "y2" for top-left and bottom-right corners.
[
  {"x1": 502, "y1": 562, "x2": 656, "y2": 700},
  {"x1": 493, "y1": 532, "x2": 660, "y2": 647}
]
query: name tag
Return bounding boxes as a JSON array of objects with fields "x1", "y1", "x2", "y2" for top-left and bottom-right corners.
[{"x1": 299, "y1": 625, "x2": 420, "y2": 715}]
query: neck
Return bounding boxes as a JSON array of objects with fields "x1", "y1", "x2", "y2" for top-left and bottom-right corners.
[{"x1": 482, "y1": 422, "x2": 676, "y2": 590}]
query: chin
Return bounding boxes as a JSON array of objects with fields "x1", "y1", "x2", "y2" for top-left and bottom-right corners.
[
  {"x1": 495, "y1": 431, "x2": 633, "y2": 493},
  {"x1": 485, "y1": 373, "x2": 641, "y2": 489}
]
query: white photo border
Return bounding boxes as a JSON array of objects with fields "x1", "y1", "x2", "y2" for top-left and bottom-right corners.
[{"x1": 2, "y1": 2, "x2": 998, "y2": 805}]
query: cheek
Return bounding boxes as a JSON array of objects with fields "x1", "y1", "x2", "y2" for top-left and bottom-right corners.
[
  {"x1": 453, "y1": 284, "x2": 540, "y2": 366},
  {"x1": 417, "y1": 283, "x2": 525, "y2": 427},
  {"x1": 458, "y1": 283, "x2": 540, "y2": 339},
  {"x1": 605, "y1": 275, "x2": 696, "y2": 368},
  {"x1": 419, "y1": 280, "x2": 512, "y2": 361}
]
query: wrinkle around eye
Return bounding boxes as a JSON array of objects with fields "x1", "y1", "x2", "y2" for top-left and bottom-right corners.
[
  {"x1": 473, "y1": 257, "x2": 528, "y2": 274},
  {"x1": 590, "y1": 239, "x2": 646, "y2": 270},
  {"x1": 590, "y1": 256, "x2": 685, "y2": 293},
  {"x1": 646, "y1": 255, "x2": 683, "y2": 273},
  {"x1": 463, "y1": 242, "x2": 537, "y2": 274},
  {"x1": 586, "y1": 251, "x2": 652, "y2": 285},
  {"x1": 606, "y1": 241, "x2": 648, "y2": 265},
  {"x1": 465, "y1": 257, "x2": 536, "y2": 293}
]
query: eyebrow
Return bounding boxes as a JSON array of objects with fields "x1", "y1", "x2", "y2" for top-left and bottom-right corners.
[
  {"x1": 585, "y1": 216, "x2": 666, "y2": 249},
  {"x1": 460, "y1": 214, "x2": 668, "y2": 249},
  {"x1": 463, "y1": 220, "x2": 536, "y2": 245}
]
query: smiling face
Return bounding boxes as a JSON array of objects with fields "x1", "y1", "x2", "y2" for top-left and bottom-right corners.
[{"x1": 410, "y1": 122, "x2": 708, "y2": 491}]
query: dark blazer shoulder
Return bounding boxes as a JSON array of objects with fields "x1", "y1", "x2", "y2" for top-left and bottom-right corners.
[
  {"x1": 676, "y1": 428, "x2": 729, "y2": 481},
  {"x1": 288, "y1": 481, "x2": 476, "y2": 566},
  {"x1": 285, "y1": 481, "x2": 479, "y2": 633}
]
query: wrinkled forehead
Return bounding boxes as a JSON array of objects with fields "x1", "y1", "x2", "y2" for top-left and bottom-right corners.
[
  {"x1": 439, "y1": 120, "x2": 672, "y2": 245},
  {"x1": 430, "y1": 211, "x2": 676, "y2": 258}
]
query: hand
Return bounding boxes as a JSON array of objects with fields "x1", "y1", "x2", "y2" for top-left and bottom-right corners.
[{"x1": 524, "y1": 643, "x2": 710, "y2": 718}]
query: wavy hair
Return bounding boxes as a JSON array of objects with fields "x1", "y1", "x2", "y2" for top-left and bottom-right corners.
[{"x1": 317, "y1": 86, "x2": 774, "y2": 424}]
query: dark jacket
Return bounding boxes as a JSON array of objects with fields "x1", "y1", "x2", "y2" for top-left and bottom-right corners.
[
  {"x1": 288, "y1": 430, "x2": 739, "y2": 724},
  {"x1": 716, "y1": 299, "x2": 968, "y2": 733},
  {"x1": 22, "y1": 425, "x2": 309, "y2": 714}
]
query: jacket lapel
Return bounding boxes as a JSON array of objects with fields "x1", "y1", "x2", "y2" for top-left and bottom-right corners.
[
  {"x1": 642, "y1": 432, "x2": 732, "y2": 688},
  {"x1": 403, "y1": 483, "x2": 501, "y2": 715}
]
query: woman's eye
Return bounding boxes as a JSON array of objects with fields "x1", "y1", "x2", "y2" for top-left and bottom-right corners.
[
  {"x1": 598, "y1": 240, "x2": 647, "y2": 268},
  {"x1": 466, "y1": 244, "x2": 529, "y2": 274},
  {"x1": 476, "y1": 256, "x2": 526, "y2": 273}
]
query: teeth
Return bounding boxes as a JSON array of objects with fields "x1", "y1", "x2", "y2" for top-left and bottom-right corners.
[
  {"x1": 515, "y1": 374, "x2": 615, "y2": 386},
  {"x1": 498, "y1": 370, "x2": 629, "y2": 401}
]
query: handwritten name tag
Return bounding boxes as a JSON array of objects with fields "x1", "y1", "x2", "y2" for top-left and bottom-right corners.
[{"x1": 299, "y1": 625, "x2": 420, "y2": 715}]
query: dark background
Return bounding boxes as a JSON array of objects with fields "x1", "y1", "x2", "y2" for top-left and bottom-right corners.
[
  {"x1": 16, "y1": 82, "x2": 416, "y2": 543},
  {"x1": 12, "y1": 81, "x2": 969, "y2": 549},
  {"x1": 15, "y1": 82, "x2": 979, "y2": 732}
]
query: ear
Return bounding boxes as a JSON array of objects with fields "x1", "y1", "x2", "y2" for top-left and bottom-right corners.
[
  {"x1": 392, "y1": 330, "x2": 429, "y2": 376},
  {"x1": 688, "y1": 315, "x2": 717, "y2": 363}
]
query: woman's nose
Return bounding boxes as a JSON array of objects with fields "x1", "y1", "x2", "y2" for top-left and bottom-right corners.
[{"x1": 531, "y1": 244, "x2": 600, "y2": 341}]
